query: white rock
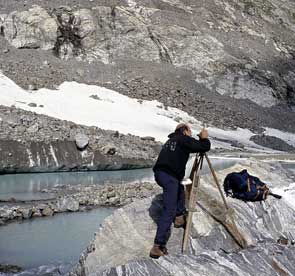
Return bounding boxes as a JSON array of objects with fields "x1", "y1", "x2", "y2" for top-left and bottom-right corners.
[
  {"x1": 75, "y1": 133, "x2": 89, "y2": 150},
  {"x1": 56, "y1": 197, "x2": 79, "y2": 212}
]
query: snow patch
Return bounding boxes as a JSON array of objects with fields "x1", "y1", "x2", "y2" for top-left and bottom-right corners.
[
  {"x1": 0, "y1": 72, "x2": 294, "y2": 152},
  {"x1": 272, "y1": 182, "x2": 295, "y2": 210}
]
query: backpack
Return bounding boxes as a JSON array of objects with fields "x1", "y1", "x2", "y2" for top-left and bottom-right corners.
[
  {"x1": 223, "y1": 169, "x2": 248, "y2": 196},
  {"x1": 223, "y1": 170, "x2": 269, "y2": 202}
]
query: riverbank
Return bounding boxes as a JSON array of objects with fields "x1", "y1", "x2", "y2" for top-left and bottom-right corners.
[{"x1": 0, "y1": 182, "x2": 161, "y2": 226}]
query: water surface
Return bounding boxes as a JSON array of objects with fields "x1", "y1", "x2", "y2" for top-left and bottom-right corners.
[{"x1": 0, "y1": 208, "x2": 114, "y2": 271}]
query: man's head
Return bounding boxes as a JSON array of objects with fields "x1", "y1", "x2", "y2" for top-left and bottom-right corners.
[{"x1": 175, "y1": 123, "x2": 192, "y2": 136}]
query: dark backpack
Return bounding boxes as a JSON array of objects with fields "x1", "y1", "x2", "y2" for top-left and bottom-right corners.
[
  {"x1": 223, "y1": 170, "x2": 269, "y2": 202},
  {"x1": 223, "y1": 170, "x2": 248, "y2": 197}
]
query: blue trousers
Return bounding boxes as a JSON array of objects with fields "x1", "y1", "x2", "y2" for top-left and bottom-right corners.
[{"x1": 154, "y1": 170, "x2": 185, "y2": 246}]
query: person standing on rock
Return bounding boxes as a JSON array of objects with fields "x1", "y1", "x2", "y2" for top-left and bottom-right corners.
[{"x1": 150, "y1": 123, "x2": 211, "y2": 259}]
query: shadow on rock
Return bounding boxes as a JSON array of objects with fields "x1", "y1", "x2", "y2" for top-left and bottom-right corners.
[{"x1": 148, "y1": 194, "x2": 172, "y2": 245}]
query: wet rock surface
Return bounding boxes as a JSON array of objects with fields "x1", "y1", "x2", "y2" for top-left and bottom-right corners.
[
  {"x1": 70, "y1": 161, "x2": 295, "y2": 276},
  {"x1": 0, "y1": 0, "x2": 294, "y2": 133},
  {"x1": 0, "y1": 105, "x2": 160, "y2": 173}
]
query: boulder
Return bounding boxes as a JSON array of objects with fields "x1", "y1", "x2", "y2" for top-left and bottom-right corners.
[
  {"x1": 250, "y1": 135, "x2": 295, "y2": 152},
  {"x1": 42, "y1": 206, "x2": 54, "y2": 216},
  {"x1": 1, "y1": 6, "x2": 58, "y2": 50},
  {"x1": 75, "y1": 133, "x2": 89, "y2": 150},
  {"x1": 32, "y1": 209, "x2": 42, "y2": 217},
  {"x1": 19, "y1": 208, "x2": 33, "y2": 219}
]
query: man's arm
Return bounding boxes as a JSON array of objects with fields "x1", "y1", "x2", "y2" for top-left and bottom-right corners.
[{"x1": 182, "y1": 136, "x2": 211, "y2": 153}]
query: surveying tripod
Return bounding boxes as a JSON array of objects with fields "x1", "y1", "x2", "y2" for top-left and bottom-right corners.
[{"x1": 182, "y1": 153, "x2": 246, "y2": 253}]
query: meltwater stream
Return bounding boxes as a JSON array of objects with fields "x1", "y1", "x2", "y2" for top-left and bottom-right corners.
[
  {"x1": 0, "y1": 158, "x2": 239, "y2": 202},
  {"x1": 0, "y1": 208, "x2": 114, "y2": 275},
  {"x1": 0, "y1": 158, "x2": 241, "y2": 275}
]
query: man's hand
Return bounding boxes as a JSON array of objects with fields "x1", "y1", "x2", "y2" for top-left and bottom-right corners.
[{"x1": 199, "y1": 129, "x2": 209, "y2": 139}]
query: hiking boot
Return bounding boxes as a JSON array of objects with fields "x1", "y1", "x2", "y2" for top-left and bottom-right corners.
[
  {"x1": 149, "y1": 244, "x2": 167, "y2": 259},
  {"x1": 161, "y1": 246, "x2": 168, "y2": 255},
  {"x1": 174, "y1": 215, "x2": 186, "y2": 228}
]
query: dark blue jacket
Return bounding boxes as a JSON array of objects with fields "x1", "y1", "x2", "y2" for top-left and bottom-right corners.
[{"x1": 153, "y1": 132, "x2": 211, "y2": 181}]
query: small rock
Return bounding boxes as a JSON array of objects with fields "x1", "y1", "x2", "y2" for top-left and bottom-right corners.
[
  {"x1": 3, "y1": 48, "x2": 9, "y2": 53},
  {"x1": 90, "y1": 95, "x2": 101, "y2": 100},
  {"x1": 107, "y1": 191, "x2": 116, "y2": 198},
  {"x1": 42, "y1": 206, "x2": 54, "y2": 216},
  {"x1": 109, "y1": 196, "x2": 120, "y2": 205},
  {"x1": 32, "y1": 209, "x2": 42, "y2": 217},
  {"x1": 141, "y1": 136, "x2": 155, "y2": 142},
  {"x1": 28, "y1": 84, "x2": 38, "y2": 91},
  {"x1": 28, "y1": 102, "x2": 37, "y2": 107},
  {"x1": 20, "y1": 208, "x2": 33, "y2": 219},
  {"x1": 230, "y1": 141, "x2": 245, "y2": 149},
  {"x1": 113, "y1": 131, "x2": 120, "y2": 138},
  {"x1": 102, "y1": 145, "x2": 117, "y2": 155},
  {"x1": 27, "y1": 123, "x2": 39, "y2": 133}
]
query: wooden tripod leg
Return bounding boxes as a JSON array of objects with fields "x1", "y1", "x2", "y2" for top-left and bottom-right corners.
[
  {"x1": 204, "y1": 154, "x2": 247, "y2": 249},
  {"x1": 182, "y1": 155, "x2": 203, "y2": 254},
  {"x1": 204, "y1": 154, "x2": 229, "y2": 209}
]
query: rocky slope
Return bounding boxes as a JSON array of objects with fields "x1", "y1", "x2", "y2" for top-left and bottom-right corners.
[
  {"x1": 0, "y1": 0, "x2": 295, "y2": 133},
  {"x1": 70, "y1": 160, "x2": 295, "y2": 275},
  {"x1": 0, "y1": 105, "x2": 160, "y2": 173}
]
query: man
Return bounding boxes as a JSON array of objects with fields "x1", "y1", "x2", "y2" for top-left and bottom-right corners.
[{"x1": 150, "y1": 123, "x2": 211, "y2": 259}]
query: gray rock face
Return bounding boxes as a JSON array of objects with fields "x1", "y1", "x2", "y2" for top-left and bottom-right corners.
[
  {"x1": 1, "y1": 1, "x2": 295, "y2": 109},
  {"x1": 1, "y1": 3, "x2": 295, "y2": 133},
  {"x1": 1, "y1": 5, "x2": 58, "y2": 50},
  {"x1": 53, "y1": 7, "x2": 98, "y2": 60},
  {"x1": 71, "y1": 161, "x2": 295, "y2": 275}
]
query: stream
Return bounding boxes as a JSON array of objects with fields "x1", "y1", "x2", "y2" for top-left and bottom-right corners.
[{"x1": 4, "y1": 157, "x2": 288, "y2": 275}]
